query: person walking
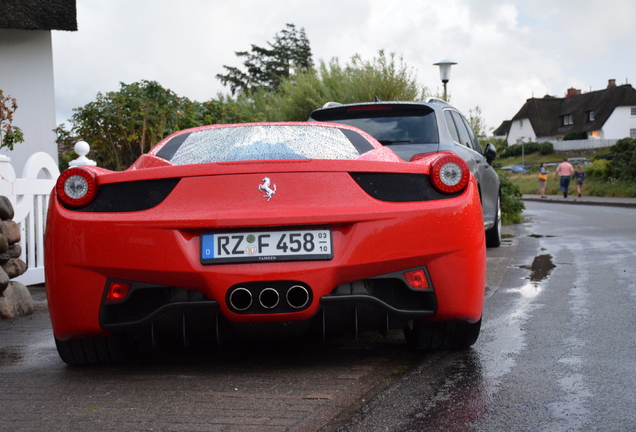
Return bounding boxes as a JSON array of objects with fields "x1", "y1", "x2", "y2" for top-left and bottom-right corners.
[
  {"x1": 574, "y1": 164, "x2": 586, "y2": 197},
  {"x1": 554, "y1": 158, "x2": 574, "y2": 198},
  {"x1": 538, "y1": 162, "x2": 548, "y2": 198}
]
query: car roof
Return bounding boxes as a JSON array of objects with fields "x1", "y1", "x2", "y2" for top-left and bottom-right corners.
[
  {"x1": 317, "y1": 98, "x2": 453, "y2": 108},
  {"x1": 310, "y1": 98, "x2": 455, "y2": 116}
]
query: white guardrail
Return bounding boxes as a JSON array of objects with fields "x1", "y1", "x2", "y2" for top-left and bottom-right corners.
[{"x1": 0, "y1": 152, "x2": 60, "y2": 286}]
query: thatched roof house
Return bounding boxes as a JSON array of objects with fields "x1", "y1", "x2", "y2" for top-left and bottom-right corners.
[
  {"x1": 0, "y1": 0, "x2": 77, "y2": 31},
  {"x1": 0, "y1": 0, "x2": 77, "y2": 172}
]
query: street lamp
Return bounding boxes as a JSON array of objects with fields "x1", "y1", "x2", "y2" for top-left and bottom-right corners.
[{"x1": 433, "y1": 59, "x2": 457, "y2": 101}]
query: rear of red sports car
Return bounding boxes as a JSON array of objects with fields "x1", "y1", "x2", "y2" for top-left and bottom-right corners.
[{"x1": 45, "y1": 123, "x2": 485, "y2": 365}]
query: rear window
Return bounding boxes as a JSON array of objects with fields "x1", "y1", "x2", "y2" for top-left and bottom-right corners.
[
  {"x1": 157, "y1": 125, "x2": 374, "y2": 165},
  {"x1": 311, "y1": 106, "x2": 439, "y2": 145}
]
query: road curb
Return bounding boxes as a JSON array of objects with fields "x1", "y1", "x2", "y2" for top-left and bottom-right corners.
[{"x1": 522, "y1": 195, "x2": 636, "y2": 208}]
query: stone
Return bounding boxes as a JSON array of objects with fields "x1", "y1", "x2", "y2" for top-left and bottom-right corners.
[
  {"x1": 1, "y1": 258, "x2": 27, "y2": 279},
  {"x1": 0, "y1": 266, "x2": 8, "y2": 294},
  {"x1": 0, "y1": 233, "x2": 8, "y2": 254},
  {"x1": 0, "y1": 243, "x2": 21, "y2": 262},
  {"x1": 0, "y1": 196, "x2": 14, "y2": 220},
  {"x1": 0, "y1": 281, "x2": 34, "y2": 319},
  {"x1": 0, "y1": 220, "x2": 20, "y2": 244}
]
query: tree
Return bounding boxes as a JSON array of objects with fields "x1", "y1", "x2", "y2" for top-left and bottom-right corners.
[
  {"x1": 216, "y1": 23, "x2": 313, "y2": 96},
  {"x1": 60, "y1": 81, "x2": 263, "y2": 170},
  {"x1": 468, "y1": 105, "x2": 488, "y2": 138},
  {"x1": 0, "y1": 89, "x2": 24, "y2": 151},
  {"x1": 67, "y1": 80, "x2": 190, "y2": 170},
  {"x1": 255, "y1": 50, "x2": 429, "y2": 121}
]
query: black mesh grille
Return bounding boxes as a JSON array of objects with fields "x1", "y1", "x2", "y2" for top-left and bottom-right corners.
[
  {"x1": 350, "y1": 172, "x2": 461, "y2": 202},
  {"x1": 70, "y1": 178, "x2": 180, "y2": 212}
]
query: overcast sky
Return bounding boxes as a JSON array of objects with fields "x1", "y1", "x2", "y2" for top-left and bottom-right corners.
[{"x1": 52, "y1": 0, "x2": 636, "y2": 133}]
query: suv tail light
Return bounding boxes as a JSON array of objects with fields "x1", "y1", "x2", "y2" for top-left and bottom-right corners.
[
  {"x1": 56, "y1": 167, "x2": 98, "y2": 208},
  {"x1": 429, "y1": 154, "x2": 470, "y2": 194}
]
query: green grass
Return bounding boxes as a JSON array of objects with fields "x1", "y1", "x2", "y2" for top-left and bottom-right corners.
[
  {"x1": 506, "y1": 172, "x2": 636, "y2": 197},
  {"x1": 495, "y1": 149, "x2": 636, "y2": 198},
  {"x1": 494, "y1": 148, "x2": 611, "y2": 169}
]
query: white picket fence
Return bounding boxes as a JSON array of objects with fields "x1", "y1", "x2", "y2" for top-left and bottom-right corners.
[
  {"x1": 551, "y1": 138, "x2": 618, "y2": 152},
  {"x1": 0, "y1": 152, "x2": 60, "y2": 286}
]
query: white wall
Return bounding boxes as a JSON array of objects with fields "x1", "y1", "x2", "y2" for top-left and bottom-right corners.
[
  {"x1": 0, "y1": 29, "x2": 58, "y2": 173},
  {"x1": 601, "y1": 106, "x2": 636, "y2": 140},
  {"x1": 507, "y1": 118, "x2": 537, "y2": 144}
]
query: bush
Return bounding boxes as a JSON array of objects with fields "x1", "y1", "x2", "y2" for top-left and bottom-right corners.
[
  {"x1": 585, "y1": 159, "x2": 611, "y2": 179},
  {"x1": 563, "y1": 131, "x2": 587, "y2": 141},
  {"x1": 609, "y1": 138, "x2": 636, "y2": 181},
  {"x1": 538, "y1": 142, "x2": 554, "y2": 155},
  {"x1": 498, "y1": 141, "x2": 554, "y2": 159},
  {"x1": 498, "y1": 171, "x2": 525, "y2": 224}
]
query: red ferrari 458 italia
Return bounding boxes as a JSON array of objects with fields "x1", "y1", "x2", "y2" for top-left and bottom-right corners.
[{"x1": 45, "y1": 122, "x2": 486, "y2": 365}]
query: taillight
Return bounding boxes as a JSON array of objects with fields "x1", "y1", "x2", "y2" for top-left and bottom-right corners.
[
  {"x1": 56, "y1": 167, "x2": 98, "y2": 207},
  {"x1": 403, "y1": 268, "x2": 429, "y2": 289},
  {"x1": 106, "y1": 281, "x2": 132, "y2": 302},
  {"x1": 429, "y1": 154, "x2": 470, "y2": 194},
  {"x1": 346, "y1": 104, "x2": 393, "y2": 112}
]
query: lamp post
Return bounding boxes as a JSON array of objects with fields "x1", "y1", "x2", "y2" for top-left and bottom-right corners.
[{"x1": 433, "y1": 59, "x2": 457, "y2": 101}]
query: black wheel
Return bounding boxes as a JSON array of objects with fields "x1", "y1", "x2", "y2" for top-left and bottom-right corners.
[
  {"x1": 485, "y1": 194, "x2": 501, "y2": 248},
  {"x1": 404, "y1": 318, "x2": 482, "y2": 351},
  {"x1": 55, "y1": 334, "x2": 131, "y2": 366}
]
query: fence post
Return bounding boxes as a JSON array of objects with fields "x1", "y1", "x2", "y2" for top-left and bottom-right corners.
[{"x1": 68, "y1": 141, "x2": 97, "y2": 167}]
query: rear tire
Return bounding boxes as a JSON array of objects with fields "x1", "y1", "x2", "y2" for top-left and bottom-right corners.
[
  {"x1": 55, "y1": 335, "x2": 131, "y2": 366},
  {"x1": 485, "y1": 195, "x2": 501, "y2": 248},
  {"x1": 404, "y1": 318, "x2": 481, "y2": 350}
]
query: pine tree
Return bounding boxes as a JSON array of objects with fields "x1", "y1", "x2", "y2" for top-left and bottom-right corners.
[{"x1": 216, "y1": 24, "x2": 313, "y2": 95}]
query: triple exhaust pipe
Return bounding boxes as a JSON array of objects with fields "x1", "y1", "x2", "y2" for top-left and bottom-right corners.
[{"x1": 228, "y1": 284, "x2": 310, "y2": 312}]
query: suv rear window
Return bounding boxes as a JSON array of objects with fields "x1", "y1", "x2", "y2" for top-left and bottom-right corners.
[{"x1": 311, "y1": 106, "x2": 439, "y2": 145}]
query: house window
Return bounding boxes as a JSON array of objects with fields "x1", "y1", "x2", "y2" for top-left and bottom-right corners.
[
  {"x1": 590, "y1": 131, "x2": 599, "y2": 138},
  {"x1": 587, "y1": 111, "x2": 595, "y2": 122},
  {"x1": 631, "y1": 108, "x2": 636, "y2": 116},
  {"x1": 631, "y1": 129, "x2": 636, "y2": 138},
  {"x1": 520, "y1": 119, "x2": 523, "y2": 128},
  {"x1": 562, "y1": 114, "x2": 574, "y2": 126}
]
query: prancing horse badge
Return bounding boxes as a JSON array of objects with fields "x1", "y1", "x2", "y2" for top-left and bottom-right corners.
[{"x1": 258, "y1": 177, "x2": 276, "y2": 201}]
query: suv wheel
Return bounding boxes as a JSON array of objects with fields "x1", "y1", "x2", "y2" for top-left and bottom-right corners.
[{"x1": 485, "y1": 195, "x2": 502, "y2": 248}]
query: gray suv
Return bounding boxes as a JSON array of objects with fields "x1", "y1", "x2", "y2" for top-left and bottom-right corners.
[{"x1": 309, "y1": 98, "x2": 501, "y2": 247}]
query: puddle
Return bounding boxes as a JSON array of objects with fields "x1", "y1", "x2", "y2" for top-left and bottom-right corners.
[
  {"x1": 521, "y1": 254, "x2": 556, "y2": 282},
  {"x1": 508, "y1": 254, "x2": 556, "y2": 299},
  {"x1": 528, "y1": 234, "x2": 560, "y2": 239}
]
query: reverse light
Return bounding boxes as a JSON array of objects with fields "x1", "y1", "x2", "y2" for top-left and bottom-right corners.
[
  {"x1": 429, "y1": 154, "x2": 470, "y2": 194},
  {"x1": 106, "y1": 281, "x2": 132, "y2": 302},
  {"x1": 403, "y1": 268, "x2": 429, "y2": 289},
  {"x1": 56, "y1": 167, "x2": 98, "y2": 208}
]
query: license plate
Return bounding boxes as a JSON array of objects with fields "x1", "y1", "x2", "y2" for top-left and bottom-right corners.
[{"x1": 201, "y1": 229, "x2": 333, "y2": 264}]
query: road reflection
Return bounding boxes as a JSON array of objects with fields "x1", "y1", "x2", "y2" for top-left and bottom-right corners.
[
  {"x1": 396, "y1": 253, "x2": 557, "y2": 430},
  {"x1": 397, "y1": 351, "x2": 489, "y2": 432}
]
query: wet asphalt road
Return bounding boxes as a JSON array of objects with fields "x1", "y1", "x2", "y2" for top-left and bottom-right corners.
[
  {"x1": 1, "y1": 200, "x2": 635, "y2": 431},
  {"x1": 335, "y1": 201, "x2": 636, "y2": 431}
]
